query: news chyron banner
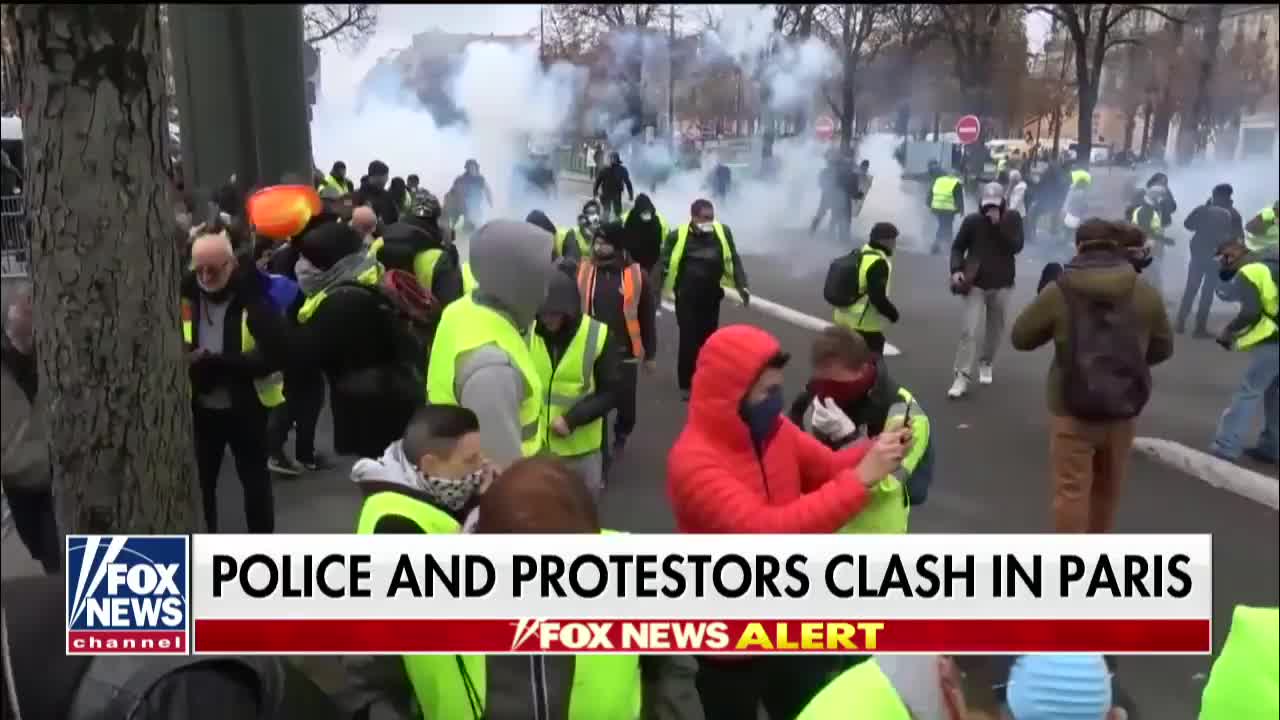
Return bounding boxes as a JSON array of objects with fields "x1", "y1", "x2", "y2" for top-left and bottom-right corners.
[{"x1": 68, "y1": 533, "x2": 1212, "y2": 656}]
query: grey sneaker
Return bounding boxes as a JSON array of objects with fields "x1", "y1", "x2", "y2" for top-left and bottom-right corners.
[
  {"x1": 298, "y1": 453, "x2": 335, "y2": 472},
  {"x1": 268, "y1": 454, "x2": 303, "y2": 476}
]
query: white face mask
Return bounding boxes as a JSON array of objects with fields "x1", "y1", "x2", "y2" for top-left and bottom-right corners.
[
  {"x1": 586, "y1": 213, "x2": 600, "y2": 225},
  {"x1": 640, "y1": 212, "x2": 653, "y2": 222},
  {"x1": 695, "y1": 222, "x2": 714, "y2": 233}
]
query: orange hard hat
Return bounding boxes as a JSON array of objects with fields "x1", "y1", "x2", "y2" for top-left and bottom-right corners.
[{"x1": 246, "y1": 184, "x2": 322, "y2": 239}]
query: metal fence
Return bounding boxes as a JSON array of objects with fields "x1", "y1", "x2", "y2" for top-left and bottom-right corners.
[{"x1": 1, "y1": 194, "x2": 30, "y2": 277}]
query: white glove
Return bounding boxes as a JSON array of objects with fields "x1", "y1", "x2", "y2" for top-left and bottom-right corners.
[{"x1": 811, "y1": 397, "x2": 857, "y2": 441}]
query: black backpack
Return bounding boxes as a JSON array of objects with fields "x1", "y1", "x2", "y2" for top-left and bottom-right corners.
[
  {"x1": 327, "y1": 272, "x2": 437, "y2": 402},
  {"x1": 824, "y1": 250, "x2": 865, "y2": 307},
  {"x1": 1059, "y1": 264, "x2": 1152, "y2": 421}
]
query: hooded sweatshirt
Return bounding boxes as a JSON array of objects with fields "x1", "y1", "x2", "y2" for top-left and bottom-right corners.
[
  {"x1": 950, "y1": 192, "x2": 1024, "y2": 291},
  {"x1": 623, "y1": 194, "x2": 664, "y2": 272},
  {"x1": 451, "y1": 220, "x2": 554, "y2": 469},
  {"x1": 1183, "y1": 197, "x2": 1244, "y2": 258},
  {"x1": 1217, "y1": 246, "x2": 1280, "y2": 344},
  {"x1": 582, "y1": 226, "x2": 658, "y2": 362},
  {"x1": 1010, "y1": 247, "x2": 1174, "y2": 416},
  {"x1": 667, "y1": 325, "x2": 873, "y2": 536}
]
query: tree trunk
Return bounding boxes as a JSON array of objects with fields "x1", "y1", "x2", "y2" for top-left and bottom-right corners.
[
  {"x1": 839, "y1": 61, "x2": 855, "y2": 151},
  {"x1": 1140, "y1": 101, "x2": 1153, "y2": 156},
  {"x1": 1122, "y1": 107, "x2": 1137, "y2": 156},
  {"x1": 894, "y1": 103, "x2": 911, "y2": 137},
  {"x1": 1186, "y1": 4, "x2": 1224, "y2": 162},
  {"x1": 13, "y1": 4, "x2": 199, "y2": 534}
]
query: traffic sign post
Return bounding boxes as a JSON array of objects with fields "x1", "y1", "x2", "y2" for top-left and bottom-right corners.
[
  {"x1": 815, "y1": 114, "x2": 835, "y2": 141},
  {"x1": 955, "y1": 115, "x2": 981, "y2": 145}
]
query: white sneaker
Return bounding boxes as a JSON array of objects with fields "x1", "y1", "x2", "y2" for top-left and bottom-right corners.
[
  {"x1": 947, "y1": 374, "x2": 969, "y2": 399},
  {"x1": 978, "y1": 363, "x2": 994, "y2": 385}
]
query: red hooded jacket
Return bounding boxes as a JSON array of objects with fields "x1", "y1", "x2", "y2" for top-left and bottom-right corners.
[{"x1": 667, "y1": 325, "x2": 872, "y2": 533}]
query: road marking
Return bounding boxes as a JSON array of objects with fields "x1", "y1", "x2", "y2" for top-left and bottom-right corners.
[
  {"x1": 1132, "y1": 437, "x2": 1278, "y2": 510},
  {"x1": 660, "y1": 295, "x2": 903, "y2": 357}
]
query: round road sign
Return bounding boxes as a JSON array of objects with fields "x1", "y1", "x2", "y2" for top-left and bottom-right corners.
[
  {"x1": 815, "y1": 114, "x2": 835, "y2": 140},
  {"x1": 955, "y1": 115, "x2": 981, "y2": 145}
]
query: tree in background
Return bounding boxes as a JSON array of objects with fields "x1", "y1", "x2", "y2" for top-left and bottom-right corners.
[
  {"x1": 8, "y1": 4, "x2": 198, "y2": 533},
  {"x1": 303, "y1": 4, "x2": 378, "y2": 51},
  {"x1": 816, "y1": 4, "x2": 888, "y2": 151},
  {"x1": 936, "y1": 4, "x2": 1009, "y2": 135},
  {"x1": 879, "y1": 4, "x2": 941, "y2": 137},
  {"x1": 1028, "y1": 3, "x2": 1182, "y2": 166}
]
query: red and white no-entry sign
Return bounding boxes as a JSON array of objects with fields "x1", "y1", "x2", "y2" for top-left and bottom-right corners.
[
  {"x1": 955, "y1": 115, "x2": 981, "y2": 145},
  {"x1": 815, "y1": 114, "x2": 835, "y2": 141}
]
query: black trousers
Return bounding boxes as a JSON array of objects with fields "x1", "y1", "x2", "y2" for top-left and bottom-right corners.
[
  {"x1": 4, "y1": 484, "x2": 60, "y2": 573},
  {"x1": 601, "y1": 193, "x2": 623, "y2": 221},
  {"x1": 193, "y1": 403, "x2": 274, "y2": 533},
  {"x1": 267, "y1": 369, "x2": 325, "y2": 461},
  {"x1": 696, "y1": 655, "x2": 842, "y2": 720},
  {"x1": 857, "y1": 330, "x2": 886, "y2": 355},
  {"x1": 614, "y1": 360, "x2": 639, "y2": 439},
  {"x1": 1177, "y1": 254, "x2": 1220, "y2": 331},
  {"x1": 676, "y1": 290, "x2": 723, "y2": 392}
]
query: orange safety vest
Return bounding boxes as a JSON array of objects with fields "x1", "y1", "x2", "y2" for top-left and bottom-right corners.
[{"x1": 577, "y1": 261, "x2": 645, "y2": 359}]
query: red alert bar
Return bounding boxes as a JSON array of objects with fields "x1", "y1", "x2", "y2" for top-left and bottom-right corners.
[{"x1": 193, "y1": 618, "x2": 1211, "y2": 655}]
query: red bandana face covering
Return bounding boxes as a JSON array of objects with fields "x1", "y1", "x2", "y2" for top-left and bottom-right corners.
[{"x1": 807, "y1": 364, "x2": 877, "y2": 406}]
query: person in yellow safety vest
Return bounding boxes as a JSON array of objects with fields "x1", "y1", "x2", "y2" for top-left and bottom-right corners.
[
  {"x1": 830, "y1": 222, "x2": 901, "y2": 355},
  {"x1": 1199, "y1": 605, "x2": 1279, "y2": 720},
  {"x1": 402, "y1": 455, "x2": 693, "y2": 720},
  {"x1": 789, "y1": 326, "x2": 932, "y2": 534},
  {"x1": 530, "y1": 271, "x2": 620, "y2": 500},
  {"x1": 1244, "y1": 200, "x2": 1280, "y2": 252},
  {"x1": 798, "y1": 654, "x2": 1128, "y2": 720},
  {"x1": 1209, "y1": 241, "x2": 1279, "y2": 465},
  {"x1": 372, "y1": 188, "x2": 465, "y2": 307},
  {"x1": 1129, "y1": 185, "x2": 1173, "y2": 294},
  {"x1": 575, "y1": 223, "x2": 657, "y2": 459},
  {"x1": 619, "y1": 193, "x2": 667, "y2": 274},
  {"x1": 318, "y1": 160, "x2": 354, "y2": 196},
  {"x1": 427, "y1": 220, "x2": 554, "y2": 468},
  {"x1": 655, "y1": 198, "x2": 750, "y2": 400},
  {"x1": 927, "y1": 167, "x2": 964, "y2": 255},
  {"x1": 183, "y1": 226, "x2": 283, "y2": 533},
  {"x1": 554, "y1": 199, "x2": 602, "y2": 264}
]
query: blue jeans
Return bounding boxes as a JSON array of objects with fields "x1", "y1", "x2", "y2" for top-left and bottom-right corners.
[{"x1": 1212, "y1": 342, "x2": 1280, "y2": 459}]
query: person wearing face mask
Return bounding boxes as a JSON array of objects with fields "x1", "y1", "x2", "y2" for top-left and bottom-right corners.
[
  {"x1": 427, "y1": 220, "x2": 554, "y2": 469},
  {"x1": 829, "y1": 222, "x2": 901, "y2": 355},
  {"x1": 667, "y1": 324, "x2": 910, "y2": 720},
  {"x1": 788, "y1": 326, "x2": 933, "y2": 534},
  {"x1": 656, "y1": 198, "x2": 750, "y2": 401},
  {"x1": 182, "y1": 223, "x2": 285, "y2": 532},
  {"x1": 620, "y1": 193, "x2": 667, "y2": 274},
  {"x1": 593, "y1": 151, "x2": 633, "y2": 221},
  {"x1": 576, "y1": 222, "x2": 657, "y2": 459},
  {"x1": 947, "y1": 182, "x2": 1024, "y2": 399},
  {"x1": 530, "y1": 271, "x2": 620, "y2": 500},
  {"x1": 1129, "y1": 185, "x2": 1173, "y2": 294},
  {"x1": 1208, "y1": 239, "x2": 1279, "y2": 465},
  {"x1": 797, "y1": 653, "x2": 1128, "y2": 720},
  {"x1": 554, "y1": 200, "x2": 601, "y2": 264}
]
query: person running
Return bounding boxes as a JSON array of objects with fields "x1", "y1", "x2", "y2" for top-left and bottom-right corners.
[
  {"x1": 575, "y1": 222, "x2": 657, "y2": 458},
  {"x1": 948, "y1": 182, "x2": 1024, "y2": 399},
  {"x1": 656, "y1": 198, "x2": 750, "y2": 401},
  {"x1": 447, "y1": 159, "x2": 494, "y2": 233},
  {"x1": 593, "y1": 151, "x2": 633, "y2": 221},
  {"x1": 829, "y1": 222, "x2": 900, "y2": 355},
  {"x1": 927, "y1": 164, "x2": 964, "y2": 255}
]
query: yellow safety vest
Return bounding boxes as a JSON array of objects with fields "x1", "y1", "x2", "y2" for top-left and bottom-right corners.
[
  {"x1": 427, "y1": 294, "x2": 544, "y2": 457},
  {"x1": 555, "y1": 227, "x2": 591, "y2": 259},
  {"x1": 930, "y1": 176, "x2": 960, "y2": 212},
  {"x1": 1071, "y1": 169, "x2": 1092, "y2": 187},
  {"x1": 355, "y1": 491, "x2": 461, "y2": 535},
  {"x1": 1199, "y1": 605, "x2": 1279, "y2": 720},
  {"x1": 838, "y1": 387, "x2": 927, "y2": 535},
  {"x1": 1131, "y1": 206, "x2": 1163, "y2": 237},
  {"x1": 796, "y1": 659, "x2": 912, "y2": 719},
  {"x1": 530, "y1": 315, "x2": 609, "y2": 457},
  {"x1": 664, "y1": 222, "x2": 736, "y2": 295},
  {"x1": 1246, "y1": 207, "x2": 1279, "y2": 252},
  {"x1": 181, "y1": 305, "x2": 284, "y2": 408},
  {"x1": 296, "y1": 258, "x2": 382, "y2": 323},
  {"x1": 620, "y1": 209, "x2": 669, "y2": 245},
  {"x1": 319, "y1": 174, "x2": 347, "y2": 195},
  {"x1": 405, "y1": 530, "x2": 642, "y2": 720},
  {"x1": 832, "y1": 248, "x2": 892, "y2": 334},
  {"x1": 367, "y1": 235, "x2": 445, "y2": 292},
  {"x1": 1230, "y1": 261, "x2": 1279, "y2": 351}
]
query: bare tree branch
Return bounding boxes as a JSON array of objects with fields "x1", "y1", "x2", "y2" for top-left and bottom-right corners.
[{"x1": 303, "y1": 4, "x2": 378, "y2": 51}]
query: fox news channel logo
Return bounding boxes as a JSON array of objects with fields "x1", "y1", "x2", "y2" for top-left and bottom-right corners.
[{"x1": 65, "y1": 535, "x2": 190, "y2": 656}]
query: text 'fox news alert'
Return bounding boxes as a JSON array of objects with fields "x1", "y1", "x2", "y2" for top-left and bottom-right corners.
[{"x1": 65, "y1": 536, "x2": 190, "y2": 656}]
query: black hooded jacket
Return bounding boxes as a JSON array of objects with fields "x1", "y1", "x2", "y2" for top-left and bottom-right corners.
[
  {"x1": 580, "y1": 233, "x2": 658, "y2": 362},
  {"x1": 623, "y1": 194, "x2": 664, "y2": 272},
  {"x1": 378, "y1": 215, "x2": 464, "y2": 306},
  {"x1": 535, "y1": 271, "x2": 621, "y2": 431},
  {"x1": 593, "y1": 161, "x2": 633, "y2": 199}
]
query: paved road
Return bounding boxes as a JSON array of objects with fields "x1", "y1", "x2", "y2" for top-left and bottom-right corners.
[{"x1": 5, "y1": 222, "x2": 1275, "y2": 719}]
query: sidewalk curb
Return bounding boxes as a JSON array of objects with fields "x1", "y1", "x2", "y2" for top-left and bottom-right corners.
[
  {"x1": 1132, "y1": 437, "x2": 1279, "y2": 510},
  {"x1": 660, "y1": 295, "x2": 903, "y2": 357}
]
